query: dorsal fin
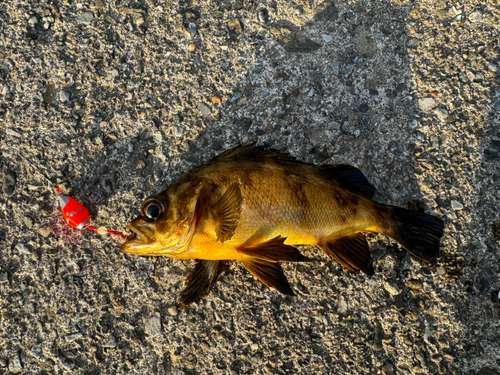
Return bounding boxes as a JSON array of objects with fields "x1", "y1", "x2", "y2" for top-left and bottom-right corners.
[
  {"x1": 210, "y1": 144, "x2": 299, "y2": 163},
  {"x1": 317, "y1": 165, "x2": 376, "y2": 199}
]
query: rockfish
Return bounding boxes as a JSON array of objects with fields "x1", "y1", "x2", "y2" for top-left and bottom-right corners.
[{"x1": 122, "y1": 145, "x2": 444, "y2": 307}]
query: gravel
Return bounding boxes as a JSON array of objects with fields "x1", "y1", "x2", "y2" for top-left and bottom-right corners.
[{"x1": 1, "y1": 0, "x2": 499, "y2": 374}]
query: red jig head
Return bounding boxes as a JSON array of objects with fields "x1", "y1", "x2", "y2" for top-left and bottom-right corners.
[{"x1": 56, "y1": 186, "x2": 91, "y2": 229}]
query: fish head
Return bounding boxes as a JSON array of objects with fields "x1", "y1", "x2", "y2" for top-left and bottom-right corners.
[{"x1": 121, "y1": 181, "x2": 203, "y2": 257}]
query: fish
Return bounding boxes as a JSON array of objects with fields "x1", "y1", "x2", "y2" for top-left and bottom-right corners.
[{"x1": 121, "y1": 145, "x2": 444, "y2": 307}]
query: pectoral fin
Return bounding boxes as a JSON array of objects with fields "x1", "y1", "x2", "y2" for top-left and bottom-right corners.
[
  {"x1": 237, "y1": 235, "x2": 311, "y2": 262},
  {"x1": 180, "y1": 260, "x2": 222, "y2": 307},
  {"x1": 211, "y1": 183, "x2": 242, "y2": 242},
  {"x1": 242, "y1": 258, "x2": 295, "y2": 296},
  {"x1": 319, "y1": 233, "x2": 374, "y2": 275}
]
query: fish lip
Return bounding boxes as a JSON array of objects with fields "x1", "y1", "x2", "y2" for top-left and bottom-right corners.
[
  {"x1": 121, "y1": 225, "x2": 154, "y2": 254},
  {"x1": 126, "y1": 224, "x2": 151, "y2": 244}
]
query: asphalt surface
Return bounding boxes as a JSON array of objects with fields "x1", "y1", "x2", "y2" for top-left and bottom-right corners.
[{"x1": 1, "y1": 0, "x2": 499, "y2": 374}]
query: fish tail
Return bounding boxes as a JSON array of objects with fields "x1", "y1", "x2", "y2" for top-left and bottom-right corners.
[{"x1": 386, "y1": 206, "x2": 444, "y2": 263}]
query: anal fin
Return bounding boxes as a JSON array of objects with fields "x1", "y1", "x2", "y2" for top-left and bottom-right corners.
[
  {"x1": 320, "y1": 233, "x2": 374, "y2": 275},
  {"x1": 179, "y1": 260, "x2": 222, "y2": 307},
  {"x1": 242, "y1": 258, "x2": 295, "y2": 296},
  {"x1": 237, "y1": 235, "x2": 311, "y2": 262},
  {"x1": 211, "y1": 183, "x2": 242, "y2": 242}
]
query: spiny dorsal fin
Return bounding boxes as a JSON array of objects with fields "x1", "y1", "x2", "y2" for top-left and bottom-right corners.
[
  {"x1": 317, "y1": 165, "x2": 376, "y2": 199},
  {"x1": 210, "y1": 144, "x2": 299, "y2": 163},
  {"x1": 242, "y1": 258, "x2": 295, "y2": 296},
  {"x1": 237, "y1": 236, "x2": 311, "y2": 262},
  {"x1": 319, "y1": 233, "x2": 374, "y2": 275},
  {"x1": 211, "y1": 183, "x2": 242, "y2": 242},
  {"x1": 180, "y1": 260, "x2": 222, "y2": 307}
]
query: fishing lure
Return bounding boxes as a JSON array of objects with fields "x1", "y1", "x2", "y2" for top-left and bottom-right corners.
[{"x1": 20, "y1": 155, "x2": 127, "y2": 242}]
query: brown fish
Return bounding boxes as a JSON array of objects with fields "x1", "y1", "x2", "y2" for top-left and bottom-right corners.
[{"x1": 122, "y1": 145, "x2": 444, "y2": 306}]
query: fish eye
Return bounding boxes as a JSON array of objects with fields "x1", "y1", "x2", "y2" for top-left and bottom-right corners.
[{"x1": 142, "y1": 199, "x2": 165, "y2": 220}]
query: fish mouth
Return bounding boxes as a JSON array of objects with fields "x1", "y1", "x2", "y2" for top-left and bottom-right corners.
[
  {"x1": 126, "y1": 224, "x2": 151, "y2": 243},
  {"x1": 120, "y1": 224, "x2": 154, "y2": 254}
]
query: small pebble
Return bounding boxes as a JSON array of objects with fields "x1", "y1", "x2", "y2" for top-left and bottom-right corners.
[
  {"x1": 322, "y1": 34, "x2": 333, "y2": 44},
  {"x1": 373, "y1": 322, "x2": 384, "y2": 351},
  {"x1": 328, "y1": 121, "x2": 340, "y2": 130},
  {"x1": 227, "y1": 18, "x2": 243, "y2": 34},
  {"x1": 468, "y1": 10, "x2": 483, "y2": 23},
  {"x1": 358, "y1": 103, "x2": 369, "y2": 112},
  {"x1": 0, "y1": 273, "x2": 8, "y2": 283},
  {"x1": 451, "y1": 200, "x2": 464, "y2": 210},
  {"x1": 212, "y1": 95, "x2": 222, "y2": 104},
  {"x1": 102, "y1": 337, "x2": 117, "y2": 348},
  {"x1": 418, "y1": 97, "x2": 436, "y2": 113},
  {"x1": 94, "y1": 0, "x2": 105, "y2": 9},
  {"x1": 2, "y1": 171, "x2": 17, "y2": 196},
  {"x1": 104, "y1": 14, "x2": 117, "y2": 24},
  {"x1": 8, "y1": 352, "x2": 22, "y2": 372},
  {"x1": 436, "y1": 266, "x2": 446, "y2": 276},
  {"x1": 28, "y1": 16, "x2": 38, "y2": 26},
  {"x1": 65, "y1": 333, "x2": 82, "y2": 342},
  {"x1": 384, "y1": 282, "x2": 400, "y2": 296},
  {"x1": 479, "y1": 275, "x2": 493, "y2": 294},
  {"x1": 187, "y1": 43, "x2": 196, "y2": 51},
  {"x1": 381, "y1": 363, "x2": 395, "y2": 375},
  {"x1": 407, "y1": 279, "x2": 423, "y2": 290},
  {"x1": 408, "y1": 311, "x2": 418, "y2": 321},
  {"x1": 60, "y1": 90, "x2": 70, "y2": 102},
  {"x1": 345, "y1": 62, "x2": 357, "y2": 78},
  {"x1": 337, "y1": 295, "x2": 347, "y2": 314},
  {"x1": 183, "y1": 353, "x2": 197, "y2": 370},
  {"x1": 37, "y1": 226, "x2": 53, "y2": 238},
  {"x1": 251, "y1": 343, "x2": 259, "y2": 350},
  {"x1": 197, "y1": 102, "x2": 211, "y2": 116},
  {"x1": 434, "y1": 108, "x2": 448, "y2": 121},
  {"x1": 488, "y1": 62, "x2": 498, "y2": 73},
  {"x1": 6, "y1": 128, "x2": 21, "y2": 137},
  {"x1": 331, "y1": 61, "x2": 340, "y2": 74},
  {"x1": 59, "y1": 356, "x2": 75, "y2": 371},
  {"x1": 167, "y1": 306, "x2": 178, "y2": 316},
  {"x1": 187, "y1": 22, "x2": 197, "y2": 38},
  {"x1": 136, "y1": 16, "x2": 144, "y2": 27},
  {"x1": 15, "y1": 243, "x2": 30, "y2": 255},
  {"x1": 145, "y1": 313, "x2": 162, "y2": 336},
  {"x1": 77, "y1": 11, "x2": 94, "y2": 23},
  {"x1": 30, "y1": 343, "x2": 42, "y2": 358}
]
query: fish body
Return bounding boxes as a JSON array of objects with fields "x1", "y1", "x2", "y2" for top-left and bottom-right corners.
[{"x1": 122, "y1": 146, "x2": 444, "y2": 306}]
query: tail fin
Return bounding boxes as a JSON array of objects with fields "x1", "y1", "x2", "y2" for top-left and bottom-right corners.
[{"x1": 389, "y1": 207, "x2": 444, "y2": 263}]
